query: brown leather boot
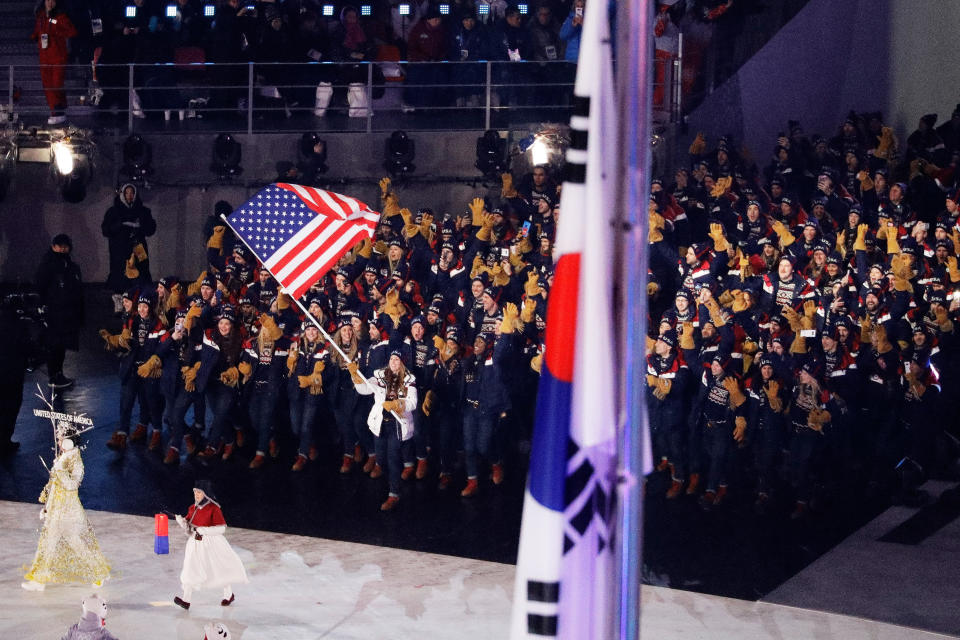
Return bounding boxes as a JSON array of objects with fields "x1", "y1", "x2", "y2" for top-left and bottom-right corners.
[
  {"x1": 665, "y1": 479, "x2": 684, "y2": 499},
  {"x1": 380, "y1": 495, "x2": 399, "y2": 511},
  {"x1": 197, "y1": 444, "x2": 220, "y2": 459},
  {"x1": 268, "y1": 438, "x2": 279, "y2": 459},
  {"x1": 291, "y1": 454, "x2": 308, "y2": 471},
  {"x1": 308, "y1": 445, "x2": 319, "y2": 461},
  {"x1": 353, "y1": 444, "x2": 364, "y2": 463},
  {"x1": 369, "y1": 463, "x2": 383, "y2": 478},
  {"x1": 656, "y1": 457, "x2": 669, "y2": 472},
  {"x1": 438, "y1": 472, "x2": 452, "y2": 490},
  {"x1": 715, "y1": 485, "x2": 728, "y2": 506},
  {"x1": 234, "y1": 429, "x2": 245, "y2": 448},
  {"x1": 491, "y1": 463, "x2": 504, "y2": 485},
  {"x1": 415, "y1": 458, "x2": 429, "y2": 480},
  {"x1": 148, "y1": 430, "x2": 162, "y2": 451},
  {"x1": 401, "y1": 464, "x2": 415, "y2": 481},
  {"x1": 221, "y1": 443, "x2": 235, "y2": 461},
  {"x1": 184, "y1": 435, "x2": 197, "y2": 455},
  {"x1": 685, "y1": 473, "x2": 700, "y2": 495},
  {"x1": 339, "y1": 455, "x2": 353, "y2": 474},
  {"x1": 163, "y1": 447, "x2": 179, "y2": 465},
  {"x1": 460, "y1": 477, "x2": 479, "y2": 497},
  {"x1": 106, "y1": 431, "x2": 127, "y2": 451},
  {"x1": 362, "y1": 455, "x2": 377, "y2": 474},
  {"x1": 249, "y1": 453, "x2": 265, "y2": 469},
  {"x1": 130, "y1": 424, "x2": 147, "y2": 442}
]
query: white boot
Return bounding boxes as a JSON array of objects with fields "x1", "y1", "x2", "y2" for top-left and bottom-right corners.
[
  {"x1": 314, "y1": 82, "x2": 333, "y2": 117},
  {"x1": 21, "y1": 580, "x2": 45, "y2": 591}
]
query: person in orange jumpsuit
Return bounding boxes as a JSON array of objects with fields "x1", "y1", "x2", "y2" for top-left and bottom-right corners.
[{"x1": 31, "y1": 0, "x2": 77, "y2": 124}]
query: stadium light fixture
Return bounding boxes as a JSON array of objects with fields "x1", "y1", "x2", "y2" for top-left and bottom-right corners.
[
  {"x1": 384, "y1": 130, "x2": 415, "y2": 178},
  {"x1": 298, "y1": 132, "x2": 328, "y2": 182},
  {"x1": 360, "y1": 4, "x2": 372, "y2": 15},
  {"x1": 121, "y1": 134, "x2": 153, "y2": 182},
  {"x1": 165, "y1": 4, "x2": 178, "y2": 18},
  {"x1": 517, "y1": 3, "x2": 528, "y2": 14},
  {"x1": 398, "y1": 3, "x2": 411, "y2": 16},
  {"x1": 125, "y1": 5, "x2": 137, "y2": 18},
  {"x1": 439, "y1": 3, "x2": 450, "y2": 15},
  {"x1": 322, "y1": 4, "x2": 335, "y2": 16},
  {"x1": 203, "y1": 3, "x2": 216, "y2": 16},
  {"x1": 210, "y1": 134, "x2": 243, "y2": 180},
  {"x1": 477, "y1": 4, "x2": 489, "y2": 16},
  {"x1": 475, "y1": 129, "x2": 507, "y2": 179},
  {"x1": 49, "y1": 132, "x2": 94, "y2": 203}
]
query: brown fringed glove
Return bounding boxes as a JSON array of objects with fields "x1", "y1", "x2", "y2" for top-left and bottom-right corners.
[
  {"x1": 422, "y1": 390, "x2": 437, "y2": 416},
  {"x1": 679, "y1": 322, "x2": 696, "y2": 350},
  {"x1": 857, "y1": 170, "x2": 874, "y2": 192},
  {"x1": 934, "y1": 306, "x2": 954, "y2": 333},
  {"x1": 356, "y1": 237, "x2": 373, "y2": 259},
  {"x1": 476, "y1": 213, "x2": 495, "y2": 242},
  {"x1": 206, "y1": 226, "x2": 226, "y2": 250},
  {"x1": 649, "y1": 205, "x2": 665, "y2": 243},
  {"x1": 238, "y1": 360, "x2": 253, "y2": 384},
  {"x1": 770, "y1": 219, "x2": 795, "y2": 248},
  {"x1": 764, "y1": 380, "x2": 783, "y2": 413},
  {"x1": 182, "y1": 362, "x2": 201, "y2": 392},
  {"x1": 873, "y1": 324, "x2": 893, "y2": 354},
  {"x1": 722, "y1": 376, "x2": 746, "y2": 408},
  {"x1": 259, "y1": 313, "x2": 283, "y2": 342},
  {"x1": 183, "y1": 304, "x2": 202, "y2": 331},
  {"x1": 187, "y1": 271, "x2": 207, "y2": 297},
  {"x1": 499, "y1": 302, "x2": 519, "y2": 334},
  {"x1": 708, "y1": 223, "x2": 729, "y2": 252},
  {"x1": 347, "y1": 360, "x2": 365, "y2": 385},
  {"x1": 520, "y1": 298, "x2": 537, "y2": 324},
  {"x1": 860, "y1": 314, "x2": 874, "y2": 345},
  {"x1": 220, "y1": 366, "x2": 240, "y2": 387},
  {"x1": 469, "y1": 197, "x2": 486, "y2": 227},
  {"x1": 733, "y1": 416, "x2": 747, "y2": 442},
  {"x1": 382, "y1": 399, "x2": 403, "y2": 412},
  {"x1": 688, "y1": 132, "x2": 706, "y2": 155},
  {"x1": 653, "y1": 378, "x2": 672, "y2": 400},
  {"x1": 137, "y1": 355, "x2": 163, "y2": 379},
  {"x1": 501, "y1": 173, "x2": 518, "y2": 199},
  {"x1": 287, "y1": 347, "x2": 299, "y2": 377},
  {"x1": 125, "y1": 254, "x2": 140, "y2": 279},
  {"x1": 132, "y1": 243, "x2": 147, "y2": 262},
  {"x1": 946, "y1": 256, "x2": 960, "y2": 284},
  {"x1": 704, "y1": 298, "x2": 727, "y2": 327},
  {"x1": 853, "y1": 223, "x2": 869, "y2": 252},
  {"x1": 530, "y1": 353, "x2": 543, "y2": 373},
  {"x1": 524, "y1": 271, "x2": 540, "y2": 298},
  {"x1": 710, "y1": 176, "x2": 732, "y2": 199},
  {"x1": 807, "y1": 407, "x2": 831, "y2": 432}
]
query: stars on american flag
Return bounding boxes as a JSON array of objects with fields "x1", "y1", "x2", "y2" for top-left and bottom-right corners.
[{"x1": 230, "y1": 185, "x2": 314, "y2": 255}]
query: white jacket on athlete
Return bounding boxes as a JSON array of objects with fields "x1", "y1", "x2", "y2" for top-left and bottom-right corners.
[{"x1": 354, "y1": 368, "x2": 418, "y2": 440}]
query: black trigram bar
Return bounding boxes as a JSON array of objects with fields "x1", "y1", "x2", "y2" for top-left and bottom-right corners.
[
  {"x1": 528, "y1": 613, "x2": 559, "y2": 636},
  {"x1": 527, "y1": 580, "x2": 560, "y2": 603}
]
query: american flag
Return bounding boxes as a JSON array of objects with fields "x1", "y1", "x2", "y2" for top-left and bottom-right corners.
[{"x1": 224, "y1": 183, "x2": 381, "y2": 300}]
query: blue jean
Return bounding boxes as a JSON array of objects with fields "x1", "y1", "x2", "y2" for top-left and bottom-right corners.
[
  {"x1": 119, "y1": 376, "x2": 162, "y2": 434},
  {"x1": 288, "y1": 392, "x2": 319, "y2": 457},
  {"x1": 332, "y1": 390, "x2": 364, "y2": 457},
  {"x1": 787, "y1": 427, "x2": 821, "y2": 502},
  {"x1": 375, "y1": 427, "x2": 412, "y2": 496},
  {"x1": 413, "y1": 408, "x2": 431, "y2": 460},
  {"x1": 434, "y1": 406, "x2": 460, "y2": 474},
  {"x1": 463, "y1": 407, "x2": 498, "y2": 479},
  {"x1": 205, "y1": 382, "x2": 238, "y2": 446},
  {"x1": 170, "y1": 386, "x2": 203, "y2": 451},
  {"x1": 702, "y1": 420, "x2": 732, "y2": 492},
  {"x1": 248, "y1": 387, "x2": 277, "y2": 453}
]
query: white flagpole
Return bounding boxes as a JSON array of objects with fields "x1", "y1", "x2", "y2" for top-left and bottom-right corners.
[
  {"x1": 220, "y1": 213, "x2": 403, "y2": 421},
  {"x1": 614, "y1": 0, "x2": 654, "y2": 639}
]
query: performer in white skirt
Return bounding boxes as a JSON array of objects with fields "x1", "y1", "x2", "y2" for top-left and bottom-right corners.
[{"x1": 173, "y1": 479, "x2": 248, "y2": 609}]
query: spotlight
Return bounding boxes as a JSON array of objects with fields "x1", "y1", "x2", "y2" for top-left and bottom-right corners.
[
  {"x1": 203, "y1": 3, "x2": 216, "y2": 16},
  {"x1": 125, "y1": 5, "x2": 137, "y2": 18},
  {"x1": 438, "y1": 3, "x2": 450, "y2": 15},
  {"x1": 121, "y1": 134, "x2": 153, "y2": 182},
  {"x1": 49, "y1": 133, "x2": 94, "y2": 203},
  {"x1": 297, "y1": 132, "x2": 328, "y2": 182},
  {"x1": 210, "y1": 133, "x2": 243, "y2": 180},
  {"x1": 477, "y1": 3, "x2": 489, "y2": 16},
  {"x1": 165, "y1": 3, "x2": 178, "y2": 18},
  {"x1": 360, "y1": 4, "x2": 371, "y2": 15},
  {"x1": 398, "y1": 3, "x2": 411, "y2": 16},
  {"x1": 475, "y1": 129, "x2": 507, "y2": 179},
  {"x1": 384, "y1": 130, "x2": 415, "y2": 177},
  {"x1": 517, "y1": 3, "x2": 528, "y2": 14},
  {"x1": 529, "y1": 137, "x2": 550, "y2": 166},
  {"x1": 322, "y1": 4, "x2": 335, "y2": 16}
]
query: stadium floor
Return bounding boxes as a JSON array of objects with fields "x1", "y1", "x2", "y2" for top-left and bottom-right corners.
[{"x1": 2, "y1": 287, "x2": 959, "y2": 634}]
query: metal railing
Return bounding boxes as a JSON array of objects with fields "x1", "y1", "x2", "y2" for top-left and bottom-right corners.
[{"x1": 2, "y1": 57, "x2": 682, "y2": 134}]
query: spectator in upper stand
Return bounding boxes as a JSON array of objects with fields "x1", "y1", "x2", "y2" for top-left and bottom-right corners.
[
  {"x1": 526, "y1": 3, "x2": 561, "y2": 106},
  {"x1": 935, "y1": 105, "x2": 960, "y2": 154},
  {"x1": 256, "y1": 5, "x2": 297, "y2": 106},
  {"x1": 448, "y1": 10, "x2": 489, "y2": 107},
  {"x1": 167, "y1": 0, "x2": 207, "y2": 48},
  {"x1": 405, "y1": 6, "x2": 448, "y2": 110},
  {"x1": 558, "y1": 0, "x2": 583, "y2": 63},
  {"x1": 388, "y1": 0, "x2": 428, "y2": 56},
  {"x1": 907, "y1": 114, "x2": 947, "y2": 163},
  {"x1": 331, "y1": 5, "x2": 377, "y2": 85},
  {"x1": 32, "y1": 0, "x2": 77, "y2": 124},
  {"x1": 206, "y1": 0, "x2": 254, "y2": 112},
  {"x1": 490, "y1": 5, "x2": 529, "y2": 106}
]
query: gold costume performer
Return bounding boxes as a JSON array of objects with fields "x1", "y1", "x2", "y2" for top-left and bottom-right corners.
[{"x1": 22, "y1": 435, "x2": 110, "y2": 591}]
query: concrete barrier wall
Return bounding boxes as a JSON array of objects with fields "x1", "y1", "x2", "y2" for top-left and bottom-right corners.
[{"x1": 0, "y1": 131, "x2": 509, "y2": 283}]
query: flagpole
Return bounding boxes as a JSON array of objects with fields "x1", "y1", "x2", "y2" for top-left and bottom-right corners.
[
  {"x1": 614, "y1": 0, "x2": 653, "y2": 638},
  {"x1": 220, "y1": 213, "x2": 404, "y2": 421}
]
